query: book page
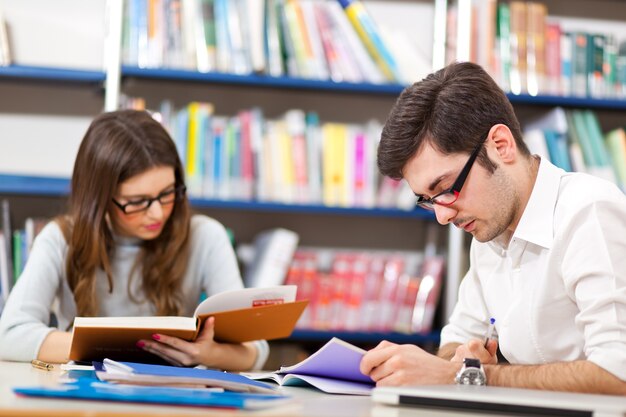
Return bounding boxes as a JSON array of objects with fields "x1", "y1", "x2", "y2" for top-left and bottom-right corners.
[
  {"x1": 281, "y1": 374, "x2": 372, "y2": 395},
  {"x1": 193, "y1": 285, "x2": 297, "y2": 316},
  {"x1": 278, "y1": 337, "x2": 372, "y2": 384},
  {"x1": 73, "y1": 316, "x2": 196, "y2": 330}
]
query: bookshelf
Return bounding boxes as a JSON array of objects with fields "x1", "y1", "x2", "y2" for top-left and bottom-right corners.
[
  {"x1": 0, "y1": 65, "x2": 105, "y2": 83},
  {"x1": 1, "y1": 0, "x2": 626, "y2": 351}
]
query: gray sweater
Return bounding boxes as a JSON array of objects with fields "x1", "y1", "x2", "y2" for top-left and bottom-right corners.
[{"x1": 0, "y1": 214, "x2": 268, "y2": 368}]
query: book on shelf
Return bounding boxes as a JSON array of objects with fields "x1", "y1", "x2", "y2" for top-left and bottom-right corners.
[
  {"x1": 605, "y1": 128, "x2": 626, "y2": 190},
  {"x1": 0, "y1": 9, "x2": 10, "y2": 66},
  {"x1": 544, "y1": 22, "x2": 561, "y2": 96},
  {"x1": 69, "y1": 285, "x2": 308, "y2": 362},
  {"x1": 265, "y1": 0, "x2": 285, "y2": 77},
  {"x1": 127, "y1": 99, "x2": 412, "y2": 211},
  {"x1": 242, "y1": 228, "x2": 300, "y2": 289},
  {"x1": 95, "y1": 359, "x2": 277, "y2": 393},
  {"x1": 0, "y1": 230, "x2": 10, "y2": 305},
  {"x1": 197, "y1": 0, "x2": 218, "y2": 73},
  {"x1": 285, "y1": 247, "x2": 441, "y2": 335},
  {"x1": 524, "y1": 107, "x2": 572, "y2": 172},
  {"x1": 244, "y1": 337, "x2": 374, "y2": 395},
  {"x1": 568, "y1": 109, "x2": 616, "y2": 183},
  {"x1": 337, "y1": 0, "x2": 401, "y2": 83},
  {"x1": 443, "y1": 0, "x2": 626, "y2": 99},
  {"x1": 0, "y1": 200, "x2": 13, "y2": 292}
]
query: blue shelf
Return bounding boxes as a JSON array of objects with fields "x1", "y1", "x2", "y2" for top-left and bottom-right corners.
[
  {"x1": 0, "y1": 174, "x2": 432, "y2": 219},
  {"x1": 189, "y1": 198, "x2": 433, "y2": 219},
  {"x1": 1, "y1": 65, "x2": 625, "y2": 110},
  {"x1": 0, "y1": 174, "x2": 70, "y2": 196},
  {"x1": 289, "y1": 329, "x2": 440, "y2": 345},
  {"x1": 0, "y1": 65, "x2": 105, "y2": 83},
  {"x1": 122, "y1": 66, "x2": 626, "y2": 109},
  {"x1": 507, "y1": 93, "x2": 626, "y2": 110},
  {"x1": 121, "y1": 66, "x2": 405, "y2": 95}
]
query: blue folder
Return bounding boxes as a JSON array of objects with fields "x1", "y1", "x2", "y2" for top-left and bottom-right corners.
[{"x1": 14, "y1": 378, "x2": 291, "y2": 410}]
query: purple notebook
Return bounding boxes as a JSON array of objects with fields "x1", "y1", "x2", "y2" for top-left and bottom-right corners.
[
  {"x1": 278, "y1": 337, "x2": 373, "y2": 383},
  {"x1": 246, "y1": 338, "x2": 374, "y2": 395}
]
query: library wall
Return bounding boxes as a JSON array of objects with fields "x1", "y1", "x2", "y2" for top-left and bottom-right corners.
[{"x1": 0, "y1": 0, "x2": 435, "y2": 179}]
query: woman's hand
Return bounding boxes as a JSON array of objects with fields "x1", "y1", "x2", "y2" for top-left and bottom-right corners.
[
  {"x1": 137, "y1": 317, "x2": 222, "y2": 367},
  {"x1": 137, "y1": 317, "x2": 258, "y2": 370},
  {"x1": 450, "y1": 339, "x2": 498, "y2": 365}
]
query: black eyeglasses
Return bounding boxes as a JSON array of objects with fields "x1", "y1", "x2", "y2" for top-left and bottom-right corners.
[
  {"x1": 415, "y1": 138, "x2": 486, "y2": 211},
  {"x1": 112, "y1": 185, "x2": 187, "y2": 214}
]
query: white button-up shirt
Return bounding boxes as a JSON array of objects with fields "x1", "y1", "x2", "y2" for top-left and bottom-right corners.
[{"x1": 441, "y1": 158, "x2": 626, "y2": 381}]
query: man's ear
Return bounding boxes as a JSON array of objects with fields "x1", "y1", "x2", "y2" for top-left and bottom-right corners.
[{"x1": 488, "y1": 124, "x2": 517, "y2": 164}]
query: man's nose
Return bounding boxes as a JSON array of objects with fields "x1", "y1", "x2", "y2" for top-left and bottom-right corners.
[{"x1": 433, "y1": 204, "x2": 457, "y2": 225}]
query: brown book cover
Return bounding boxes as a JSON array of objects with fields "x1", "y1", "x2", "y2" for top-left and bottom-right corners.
[
  {"x1": 69, "y1": 300, "x2": 308, "y2": 362},
  {"x1": 69, "y1": 286, "x2": 307, "y2": 362}
]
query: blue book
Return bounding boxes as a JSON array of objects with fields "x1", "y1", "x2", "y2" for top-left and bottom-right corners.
[
  {"x1": 543, "y1": 130, "x2": 572, "y2": 172},
  {"x1": 95, "y1": 359, "x2": 278, "y2": 394},
  {"x1": 14, "y1": 378, "x2": 291, "y2": 410}
]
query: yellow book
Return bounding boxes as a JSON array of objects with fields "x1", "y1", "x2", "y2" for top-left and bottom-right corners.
[
  {"x1": 322, "y1": 123, "x2": 347, "y2": 206},
  {"x1": 185, "y1": 102, "x2": 214, "y2": 196},
  {"x1": 277, "y1": 121, "x2": 296, "y2": 203},
  {"x1": 605, "y1": 128, "x2": 626, "y2": 189}
]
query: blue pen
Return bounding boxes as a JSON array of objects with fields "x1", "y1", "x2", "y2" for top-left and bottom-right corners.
[{"x1": 484, "y1": 317, "x2": 496, "y2": 348}]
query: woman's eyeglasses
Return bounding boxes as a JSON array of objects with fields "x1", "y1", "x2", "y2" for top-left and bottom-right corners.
[{"x1": 112, "y1": 185, "x2": 187, "y2": 214}]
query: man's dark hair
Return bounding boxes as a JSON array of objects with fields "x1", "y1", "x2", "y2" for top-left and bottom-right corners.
[{"x1": 377, "y1": 62, "x2": 529, "y2": 179}]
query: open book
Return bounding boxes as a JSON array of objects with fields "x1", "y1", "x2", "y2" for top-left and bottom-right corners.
[
  {"x1": 245, "y1": 337, "x2": 374, "y2": 395},
  {"x1": 69, "y1": 285, "x2": 308, "y2": 362}
]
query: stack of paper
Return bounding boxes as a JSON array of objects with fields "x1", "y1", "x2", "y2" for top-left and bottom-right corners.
[{"x1": 95, "y1": 359, "x2": 277, "y2": 394}]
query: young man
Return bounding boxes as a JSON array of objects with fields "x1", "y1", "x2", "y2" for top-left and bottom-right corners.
[{"x1": 360, "y1": 62, "x2": 626, "y2": 394}]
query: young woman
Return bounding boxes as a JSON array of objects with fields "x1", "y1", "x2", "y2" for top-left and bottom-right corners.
[{"x1": 0, "y1": 110, "x2": 268, "y2": 371}]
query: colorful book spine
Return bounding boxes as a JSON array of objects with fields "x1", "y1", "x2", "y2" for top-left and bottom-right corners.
[{"x1": 336, "y1": 0, "x2": 401, "y2": 83}]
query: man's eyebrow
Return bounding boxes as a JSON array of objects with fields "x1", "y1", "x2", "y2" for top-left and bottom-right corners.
[{"x1": 427, "y1": 171, "x2": 454, "y2": 192}]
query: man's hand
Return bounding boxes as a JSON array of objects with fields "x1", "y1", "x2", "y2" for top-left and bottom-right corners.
[
  {"x1": 137, "y1": 317, "x2": 223, "y2": 367},
  {"x1": 360, "y1": 340, "x2": 459, "y2": 386},
  {"x1": 451, "y1": 339, "x2": 498, "y2": 364}
]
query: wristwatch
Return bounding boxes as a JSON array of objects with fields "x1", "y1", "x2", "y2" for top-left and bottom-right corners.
[{"x1": 454, "y1": 358, "x2": 486, "y2": 386}]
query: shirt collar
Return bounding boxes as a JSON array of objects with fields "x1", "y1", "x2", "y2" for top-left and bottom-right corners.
[{"x1": 511, "y1": 157, "x2": 563, "y2": 249}]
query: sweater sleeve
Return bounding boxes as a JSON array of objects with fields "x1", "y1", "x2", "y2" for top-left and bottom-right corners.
[
  {"x1": 0, "y1": 222, "x2": 67, "y2": 361},
  {"x1": 188, "y1": 215, "x2": 269, "y2": 369},
  {"x1": 190, "y1": 215, "x2": 244, "y2": 296}
]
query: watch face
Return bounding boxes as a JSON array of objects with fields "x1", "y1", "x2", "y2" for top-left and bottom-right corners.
[{"x1": 457, "y1": 368, "x2": 486, "y2": 385}]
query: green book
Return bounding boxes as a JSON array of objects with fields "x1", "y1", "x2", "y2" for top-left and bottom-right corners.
[
  {"x1": 604, "y1": 128, "x2": 626, "y2": 189},
  {"x1": 496, "y1": 3, "x2": 511, "y2": 92},
  {"x1": 12, "y1": 230, "x2": 22, "y2": 284},
  {"x1": 571, "y1": 32, "x2": 588, "y2": 96},
  {"x1": 566, "y1": 110, "x2": 596, "y2": 167},
  {"x1": 582, "y1": 110, "x2": 611, "y2": 166}
]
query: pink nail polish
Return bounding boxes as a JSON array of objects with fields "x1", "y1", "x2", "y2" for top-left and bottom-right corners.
[
  {"x1": 152, "y1": 334, "x2": 160, "y2": 341},
  {"x1": 136, "y1": 341, "x2": 145, "y2": 348}
]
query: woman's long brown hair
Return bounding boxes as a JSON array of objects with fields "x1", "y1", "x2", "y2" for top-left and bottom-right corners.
[{"x1": 57, "y1": 110, "x2": 191, "y2": 317}]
